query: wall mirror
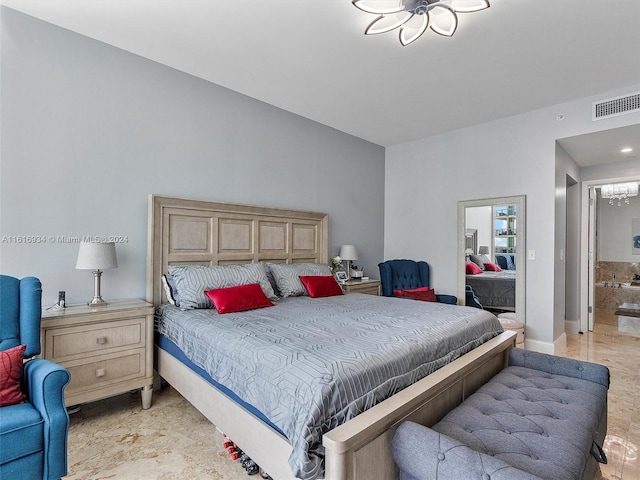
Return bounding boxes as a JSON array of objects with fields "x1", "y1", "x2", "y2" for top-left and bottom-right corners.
[{"x1": 457, "y1": 196, "x2": 526, "y2": 326}]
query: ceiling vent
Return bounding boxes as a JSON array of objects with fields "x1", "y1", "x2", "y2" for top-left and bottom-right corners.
[{"x1": 592, "y1": 92, "x2": 640, "y2": 120}]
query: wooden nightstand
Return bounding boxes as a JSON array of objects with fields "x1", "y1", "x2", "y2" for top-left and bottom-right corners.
[
  {"x1": 41, "y1": 299, "x2": 155, "y2": 409},
  {"x1": 342, "y1": 279, "x2": 381, "y2": 296}
]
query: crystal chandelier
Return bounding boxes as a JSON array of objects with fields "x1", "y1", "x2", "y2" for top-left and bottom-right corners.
[
  {"x1": 601, "y1": 182, "x2": 639, "y2": 206},
  {"x1": 352, "y1": 0, "x2": 490, "y2": 46}
]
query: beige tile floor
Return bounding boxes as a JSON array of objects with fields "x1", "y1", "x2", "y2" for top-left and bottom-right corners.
[
  {"x1": 65, "y1": 316, "x2": 640, "y2": 479},
  {"x1": 569, "y1": 310, "x2": 640, "y2": 480}
]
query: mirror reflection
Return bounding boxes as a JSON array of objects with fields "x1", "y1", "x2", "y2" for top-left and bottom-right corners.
[
  {"x1": 458, "y1": 196, "x2": 526, "y2": 335},
  {"x1": 465, "y1": 203, "x2": 517, "y2": 312}
]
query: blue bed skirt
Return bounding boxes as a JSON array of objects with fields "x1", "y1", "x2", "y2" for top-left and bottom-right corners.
[{"x1": 156, "y1": 333, "x2": 285, "y2": 437}]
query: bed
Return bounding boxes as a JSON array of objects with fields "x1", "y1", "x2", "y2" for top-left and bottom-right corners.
[
  {"x1": 465, "y1": 269, "x2": 516, "y2": 311},
  {"x1": 146, "y1": 195, "x2": 516, "y2": 480}
]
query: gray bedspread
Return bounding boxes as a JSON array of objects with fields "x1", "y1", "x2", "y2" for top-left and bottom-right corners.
[
  {"x1": 466, "y1": 270, "x2": 516, "y2": 308},
  {"x1": 156, "y1": 293, "x2": 503, "y2": 480}
]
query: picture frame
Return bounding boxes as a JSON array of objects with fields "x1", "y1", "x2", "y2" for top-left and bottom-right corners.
[{"x1": 335, "y1": 271, "x2": 349, "y2": 283}]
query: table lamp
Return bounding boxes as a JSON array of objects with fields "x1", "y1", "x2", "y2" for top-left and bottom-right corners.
[
  {"x1": 76, "y1": 242, "x2": 118, "y2": 306},
  {"x1": 339, "y1": 245, "x2": 358, "y2": 278}
]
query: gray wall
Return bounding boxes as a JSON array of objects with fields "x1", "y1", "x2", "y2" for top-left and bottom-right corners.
[{"x1": 0, "y1": 7, "x2": 385, "y2": 305}]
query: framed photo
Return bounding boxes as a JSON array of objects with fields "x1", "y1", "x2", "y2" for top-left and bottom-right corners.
[{"x1": 335, "y1": 271, "x2": 349, "y2": 283}]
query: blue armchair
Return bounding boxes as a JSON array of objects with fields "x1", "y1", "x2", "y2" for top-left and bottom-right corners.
[
  {"x1": 465, "y1": 285, "x2": 483, "y2": 309},
  {"x1": 378, "y1": 259, "x2": 457, "y2": 304},
  {"x1": 0, "y1": 275, "x2": 71, "y2": 480}
]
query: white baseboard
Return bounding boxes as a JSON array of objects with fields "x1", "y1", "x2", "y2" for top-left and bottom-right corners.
[
  {"x1": 523, "y1": 333, "x2": 567, "y2": 355},
  {"x1": 565, "y1": 319, "x2": 581, "y2": 335},
  {"x1": 522, "y1": 338, "x2": 555, "y2": 354}
]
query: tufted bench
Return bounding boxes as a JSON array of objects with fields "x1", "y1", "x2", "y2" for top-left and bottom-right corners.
[{"x1": 392, "y1": 348, "x2": 609, "y2": 480}]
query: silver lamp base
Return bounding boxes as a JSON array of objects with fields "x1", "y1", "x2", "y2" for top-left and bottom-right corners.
[{"x1": 88, "y1": 269, "x2": 108, "y2": 307}]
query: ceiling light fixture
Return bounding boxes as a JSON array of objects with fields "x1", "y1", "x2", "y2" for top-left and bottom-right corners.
[
  {"x1": 621, "y1": 147, "x2": 633, "y2": 153},
  {"x1": 353, "y1": 0, "x2": 490, "y2": 46},
  {"x1": 601, "y1": 182, "x2": 639, "y2": 206}
]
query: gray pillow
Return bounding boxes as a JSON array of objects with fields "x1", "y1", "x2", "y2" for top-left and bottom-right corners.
[
  {"x1": 267, "y1": 263, "x2": 332, "y2": 297},
  {"x1": 168, "y1": 263, "x2": 277, "y2": 309},
  {"x1": 469, "y1": 254, "x2": 486, "y2": 270}
]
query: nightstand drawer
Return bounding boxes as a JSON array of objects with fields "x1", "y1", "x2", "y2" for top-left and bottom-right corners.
[
  {"x1": 45, "y1": 317, "x2": 146, "y2": 362},
  {"x1": 342, "y1": 280, "x2": 381, "y2": 296},
  {"x1": 64, "y1": 348, "x2": 147, "y2": 392}
]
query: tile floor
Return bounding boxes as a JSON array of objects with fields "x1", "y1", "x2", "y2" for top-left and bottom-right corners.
[
  {"x1": 65, "y1": 319, "x2": 640, "y2": 479},
  {"x1": 570, "y1": 311, "x2": 640, "y2": 480}
]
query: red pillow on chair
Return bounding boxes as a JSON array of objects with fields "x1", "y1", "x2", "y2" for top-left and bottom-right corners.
[
  {"x1": 0, "y1": 344, "x2": 26, "y2": 407},
  {"x1": 394, "y1": 286, "x2": 430, "y2": 297},
  {"x1": 402, "y1": 288, "x2": 438, "y2": 302}
]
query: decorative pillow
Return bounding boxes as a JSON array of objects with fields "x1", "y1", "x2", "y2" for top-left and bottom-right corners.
[
  {"x1": 484, "y1": 262, "x2": 502, "y2": 272},
  {"x1": 394, "y1": 286, "x2": 430, "y2": 297},
  {"x1": 162, "y1": 274, "x2": 180, "y2": 306},
  {"x1": 469, "y1": 254, "x2": 486, "y2": 270},
  {"x1": 466, "y1": 262, "x2": 483, "y2": 275},
  {"x1": 299, "y1": 275, "x2": 344, "y2": 298},
  {"x1": 479, "y1": 254, "x2": 492, "y2": 265},
  {"x1": 263, "y1": 263, "x2": 281, "y2": 297},
  {"x1": 268, "y1": 263, "x2": 333, "y2": 297},
  {"x1": 205, "y1": 284, "x2": 274, "y2": 314},
  {"x1": 168, "y1": 263, "x2": 277, "y2": 309},
  {"x1": 403, "y1": 289, "x2": 438, "y2": 302},
  {"x1": 0, "y1": 344, "x2": 26, "y2": 407}
]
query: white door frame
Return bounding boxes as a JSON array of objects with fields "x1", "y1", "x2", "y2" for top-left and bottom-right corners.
[{"x1": 580, "y1": 175, "x2": 640, "y2": 332}]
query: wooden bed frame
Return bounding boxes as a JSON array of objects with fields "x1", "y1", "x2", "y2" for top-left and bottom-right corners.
[{"x1": 146, "y1": 194, "x2": 516, "y2": 480}]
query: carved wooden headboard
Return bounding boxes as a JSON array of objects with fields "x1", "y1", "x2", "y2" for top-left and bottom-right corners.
[{"x1": 146, "y1": 195, "x2": 329, "y2": 305}]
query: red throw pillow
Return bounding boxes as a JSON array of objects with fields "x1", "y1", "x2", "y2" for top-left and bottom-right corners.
[
  {"x1": 299, "y1": 275, "x2": 344, "y2": 298},
  {"x1": 466, "y1": 262, "x2": 483, "y2": 275},
  {"x1": 403, "y1": 289, "x2": 438, "y2": 302},
  {"x1": 394, "y1": 286, "x2": 429, "y2": 297},
  {"x1": 0, "y1": 344, "x2": 26, "y2": 407},
  {"x1": 205, "y1": 284, "x2": 274, "y2": 314},
  {"x1": 483, "y1": 262, "x2": 502, "y2": 272}
]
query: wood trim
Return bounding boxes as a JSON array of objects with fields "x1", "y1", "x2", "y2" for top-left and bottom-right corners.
[{"x1": 146, "y1": 195, "x2": 329, "y2": 305}]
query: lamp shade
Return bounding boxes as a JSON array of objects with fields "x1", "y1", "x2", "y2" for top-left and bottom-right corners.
[
  {"x1": 478, "y1": 246, "x2": 490, "y2": 255},
  {"x1": 76, "y1": 242, "x2": 118, "y2": 270},
  {"x1": 339, "y1": 245, "x2": 358, "y2": 261}
]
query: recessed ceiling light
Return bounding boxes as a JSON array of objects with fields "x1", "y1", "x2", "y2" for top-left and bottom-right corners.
[{"x1": 621, "y1": 147, "x2": 633, "y2": 153}]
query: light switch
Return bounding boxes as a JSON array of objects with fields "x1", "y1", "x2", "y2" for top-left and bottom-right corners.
[{"x1": 528, "y1": 250, "x2": 536, "y2": 260}]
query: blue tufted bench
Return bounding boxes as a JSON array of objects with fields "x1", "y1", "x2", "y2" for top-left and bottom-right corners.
[{"x1": 392, "y1": 348, "x2": 609, "y2": 480}]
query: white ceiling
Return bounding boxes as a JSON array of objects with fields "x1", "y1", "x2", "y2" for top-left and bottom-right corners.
[{"x1": 2, "y1": 0, "x2": 640, "y2": 164}]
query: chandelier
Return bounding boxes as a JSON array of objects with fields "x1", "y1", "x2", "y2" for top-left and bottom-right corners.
[
  {"x1": 601, "y1": 182, "x2": 639, "y2": 206},
  {"x1": 352, "y1": 0, "x2": 490, "y2": 46}
]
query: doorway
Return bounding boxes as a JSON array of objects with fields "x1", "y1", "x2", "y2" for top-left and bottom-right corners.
[{"x1": 586, "y1": 181, "x2": 640, "y2": 334}]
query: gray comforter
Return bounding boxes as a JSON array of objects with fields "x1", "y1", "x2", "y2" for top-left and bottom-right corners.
[
  {"x1": 156, "y1": 293, "x2": 502, "y2": 479},
  {"x1": 466, "y1": 270, "x2": 516, "y2": 308}
]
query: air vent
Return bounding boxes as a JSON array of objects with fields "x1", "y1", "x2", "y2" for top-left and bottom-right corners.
[{"x1": 593, "y1": 92, "x2": 640, "y2": 120}]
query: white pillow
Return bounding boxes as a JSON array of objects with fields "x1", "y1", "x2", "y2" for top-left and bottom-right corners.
[{"x1": 161, "y1": 274, "x2": 180, "y2": 306}]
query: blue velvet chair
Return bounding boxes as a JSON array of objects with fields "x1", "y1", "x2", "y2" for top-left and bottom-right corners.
[
  {"x1": 378, "y1": 259, "x2": 457, "y2": 304},
  {"x1": 465, "y1": 285, "x2": 483, "y2": 309},
  {"x1": 0, "y1": 275, "x2": 71, "y2": 480}
]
